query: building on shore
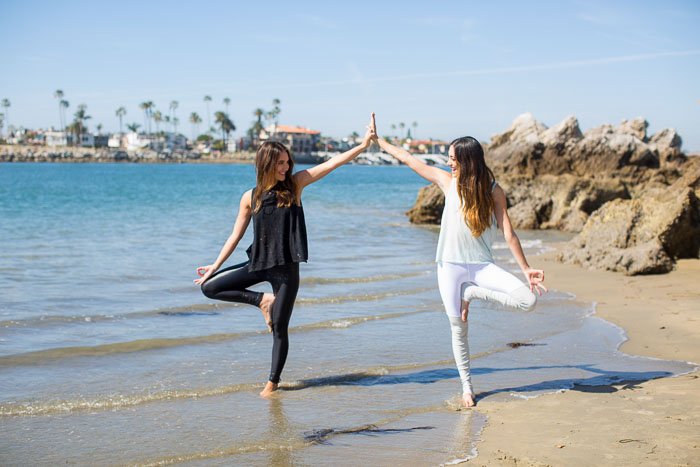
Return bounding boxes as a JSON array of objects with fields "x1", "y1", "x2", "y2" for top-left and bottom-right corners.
[
  {"x1": 122, "y1": 132, "x2": 187, "y2": 151},
  {"x1": 108, "y1": 134, "x2": 127, "y2": 149},
  {"x1": 260, "y1": 124, "x2": 321, "y2": 155},
  {"x1": 45, "y1": 130, "x2": 104, "y2": 148},
  {"x1": 407, "y1": 139, "x2": 450, "y2": 154}
]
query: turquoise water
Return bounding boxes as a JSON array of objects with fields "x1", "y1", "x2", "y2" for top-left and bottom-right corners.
[{"x1": 0, "y1": 163, "x2": 695, "y2": 466}]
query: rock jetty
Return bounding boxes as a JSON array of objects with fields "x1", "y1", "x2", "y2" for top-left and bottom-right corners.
[{"x1": 407, "y1": 113, "x2": 699, "y2": 275}]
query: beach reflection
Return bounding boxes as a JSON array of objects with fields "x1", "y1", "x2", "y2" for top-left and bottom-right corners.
[{"x1": 266, "y1": 397, "x2": 296, "y2": 467}]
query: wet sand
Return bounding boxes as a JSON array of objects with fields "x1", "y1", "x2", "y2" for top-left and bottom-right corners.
[{"x1": 469, "y1": 249, "x2": 700, "y2": 466}]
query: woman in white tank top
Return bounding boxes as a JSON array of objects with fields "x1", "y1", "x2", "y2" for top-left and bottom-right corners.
[{"x1": 372, "y1": 125, "x2": 547, "y2": 408}]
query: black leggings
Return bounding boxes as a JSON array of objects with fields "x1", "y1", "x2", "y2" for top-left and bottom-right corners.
[{"x1": 201, "y1": 261, "x2": 300, "y2": 384}]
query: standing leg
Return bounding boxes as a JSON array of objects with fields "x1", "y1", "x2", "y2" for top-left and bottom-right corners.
[
  {"x1": 260, "y1": 263, "x2": 300, "y2": 397},
  {"x1": 437, "y1": 262, "x2": 475, "y2": 406},
  {"x1": 448, "y1": 315, "x2": 474, "y2": 405}
]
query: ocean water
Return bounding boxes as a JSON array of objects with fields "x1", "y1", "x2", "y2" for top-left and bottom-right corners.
[{"x1": 0, "y1": 162, "x2": 695, "y2": 466}]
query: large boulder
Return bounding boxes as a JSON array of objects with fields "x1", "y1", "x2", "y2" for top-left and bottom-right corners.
[
  {"x1": 617, "y1": 117, "x2": 649, "y2": 141},
  {"x1": 649, "y1": 128, "x2": 685, "y2": 166},
  {"x1": 499, "y1": 174, "x2": 630, "y2": 232},
  {"x1": 407, "y1": 184, "x2": 444, "y2": 224},
  {"x1": 488, "y1": 113, "x2": 548, "y2": 167},
  {"x1": 557, "y1": 188, "x2": 700, "y2": 275}
]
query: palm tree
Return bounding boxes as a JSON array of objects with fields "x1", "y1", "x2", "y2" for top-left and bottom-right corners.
[
  {"x1": 270, "y1": 98, "x2": 281, "y2": 136},
  {"x1": 115, "y1": 106, "x2": 126, "y2": 139},
  {"x1": 390, "y1": 123, "x2": 396, "y2": 141},
  {"x1": 272, "y1": 98, "x2": 281, "y2": 121},
  {"x1": 223, "y1": 97, "x2": 231, "y2": 114},
  {"x1": 252, "y1": 108, "x2": 264, "y2": 143},
  {"x1": 173, "y1": 117, "x2": 179, "y2": 136},
  {"x1": 54, "y1": 90, "x2": 64, "y2": 130},
  {"x1": 203, "y1": 95, "x2": 212, "y2": 133},
  {"x1": 126, "y1": 122, "x2": 141, "y2": 133},
  {"x1": 153, "y1": 110, "x2": 163, "y2": 134},
  {"x1": 71, "y1": 104, "x2": 91, "y2": 146},
  {"x1": 412, "y1": 121, "x2": 418, "y2": 140},
  {"x1": 169, "y1": 100, "x2": 178, "y2": 133},
  {"x1": 399, "y1": 122, "x2": 406, "y2": 141},
  {"x1": 1, "y1": 99, "x2": 10, "y2": 136},
  {"x1": 95, "y1": 123, "x2": 103, "y2": 148},
  {"x1": 189, "y1": 112, "x2": 202, "y2": 141},
  {"x1": 215, "y1": 111, "x2": 236, "y2": 151},
  {"x1": 139, "y1": 102, "x2": 149, "y2": 135},
  {"x1": 60, "y1": 100, "x2": 70, "y2": 134},
  {"x1": 139, "y1": 101, "x2": 154, "y2": 136}
]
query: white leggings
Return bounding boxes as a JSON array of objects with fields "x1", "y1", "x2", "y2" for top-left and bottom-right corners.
[{"x1": 437, "y1": 262, "x2": 537, "y2": 395}]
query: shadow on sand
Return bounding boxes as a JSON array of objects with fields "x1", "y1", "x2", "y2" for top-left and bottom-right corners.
[{"x1": 282, "y1": 364, "x2": 674, "y2": 400}]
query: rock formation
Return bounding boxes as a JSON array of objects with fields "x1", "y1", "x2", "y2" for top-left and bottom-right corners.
[{"x1": 406, "y1": 113, "x2": 699, "y2": 274}]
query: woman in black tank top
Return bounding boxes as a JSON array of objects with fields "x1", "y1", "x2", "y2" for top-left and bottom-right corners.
[{"x1": 195, "y1": 114, "x2": 376, "y2": 398}]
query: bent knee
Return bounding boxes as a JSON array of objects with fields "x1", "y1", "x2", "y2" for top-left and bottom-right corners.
[
  {"x1": 520, "y1": 291, "x2": 537, "y2": 312},
  {"x1": 200, "y1": 281, "x2": 217, "y2": 299}
]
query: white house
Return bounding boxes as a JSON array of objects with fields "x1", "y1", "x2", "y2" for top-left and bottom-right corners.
[
  {"x1": 45, "y1": 131, "x2": 73, "y2": 147},
  {"x1": 108, "y1": 134, "x2": 126, "y2": 148},
  {"x1": 126, "y1": 132, "x2": 151, "y2": 151},
  {"x1": 226, "y1": 138, "x2": 238, "y2": 152}
]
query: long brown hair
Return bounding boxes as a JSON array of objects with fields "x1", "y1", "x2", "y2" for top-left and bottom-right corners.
[
  {"x1": 252, "y1": 141, "x2": 298, "y2": 212},
  {"x1": 452, "y1": 136, "x2": 495, "y2": 237}
]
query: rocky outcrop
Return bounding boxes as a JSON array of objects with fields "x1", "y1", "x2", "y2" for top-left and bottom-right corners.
[
  {"x1": 407, "y1": 113, "x2": 699, "y2": 274},
  {"x1": 407, "y1": 184, "x2": 444, "y2": 224},
  {"x1": 0, "y1": 146, "x2": 204, "y2": 162},
  {"x1": 488, "y1": 113, "x2": 686, "y2": 179},
  {"x1": 557, "y1": 187, "x2": 700, "y2": 275},
  {"x1": 499, "y1": 174, "x2": 630, "y2": 232}
]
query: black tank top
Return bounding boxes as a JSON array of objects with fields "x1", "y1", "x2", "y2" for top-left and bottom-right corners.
[{"x1": 246, "y1": 186, "x2": 309, "y2": 272}]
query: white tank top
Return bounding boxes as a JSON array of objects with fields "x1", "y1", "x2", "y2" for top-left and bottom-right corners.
[{"x1": 435, "y1": 178, "x2": 497, "y2": 264}]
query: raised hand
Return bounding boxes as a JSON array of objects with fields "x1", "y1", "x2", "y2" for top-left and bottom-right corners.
[
  {"x1": 362, "y1": 112, "x2": 376, "y2": 146},
  {"x1": 370, "y1": 112, "x2": 378, "y2": 141}
]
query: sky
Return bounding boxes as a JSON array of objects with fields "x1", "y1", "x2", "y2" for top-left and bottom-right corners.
[{"x1": 1, "y1": 0, "x2": 699, "y2": 150}]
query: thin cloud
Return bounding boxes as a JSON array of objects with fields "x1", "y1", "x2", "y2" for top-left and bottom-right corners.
[
  {"x1": 235, "y1": 49, "x2": 700, "y2": 91},
  {"x1": 97, "y1": 50, "x2": 700, "y2": 99}
]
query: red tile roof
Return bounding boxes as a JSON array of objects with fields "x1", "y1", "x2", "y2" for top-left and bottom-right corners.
[{"x1": 275, "y1": 125, "x2": 320, "y2": 135}]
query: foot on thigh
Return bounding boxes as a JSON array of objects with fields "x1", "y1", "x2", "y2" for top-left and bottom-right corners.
[
  {"x1": 461, "y1": 300, "x2": 470, "y2": 322},
  {"x1": 462, "y1": 393, "x2": 475, "y2": 408},
  {"x1": 259, "y1": 381, "x2": 278, "y2": 398},
  {"x1": 259, "y1": 293, "x2": 275, "y2": 332}
]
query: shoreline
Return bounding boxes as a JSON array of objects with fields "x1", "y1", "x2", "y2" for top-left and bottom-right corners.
[{"x1": 468, "y1": 246, "x2": 700, "y2": 465}]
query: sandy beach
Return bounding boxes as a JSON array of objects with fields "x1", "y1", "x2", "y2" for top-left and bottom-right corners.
[{"x1": 469, "y1": 247, "x2": 700, "y2": 466}]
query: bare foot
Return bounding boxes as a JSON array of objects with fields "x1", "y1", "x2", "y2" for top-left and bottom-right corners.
[
  {"x1": 462, "y1": 393, "x2": 476, "y2": 408},
  {"x1": 259, "y1": 293, "x2": 274, "y2": 332},
  {"x1": 461, "y1": 300, "x2": 470, "y2": 322},
  {"x1": 259, "y1": 381, "x2": 278, "y2": 398}
]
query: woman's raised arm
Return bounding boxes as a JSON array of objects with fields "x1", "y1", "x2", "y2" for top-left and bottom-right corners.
[
  {"x1": 373, "y1": 120, "x2": 451, "y2": 193},
  {"x1": 295, "y1": 113, "x2": 376, "y2": 191}
]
